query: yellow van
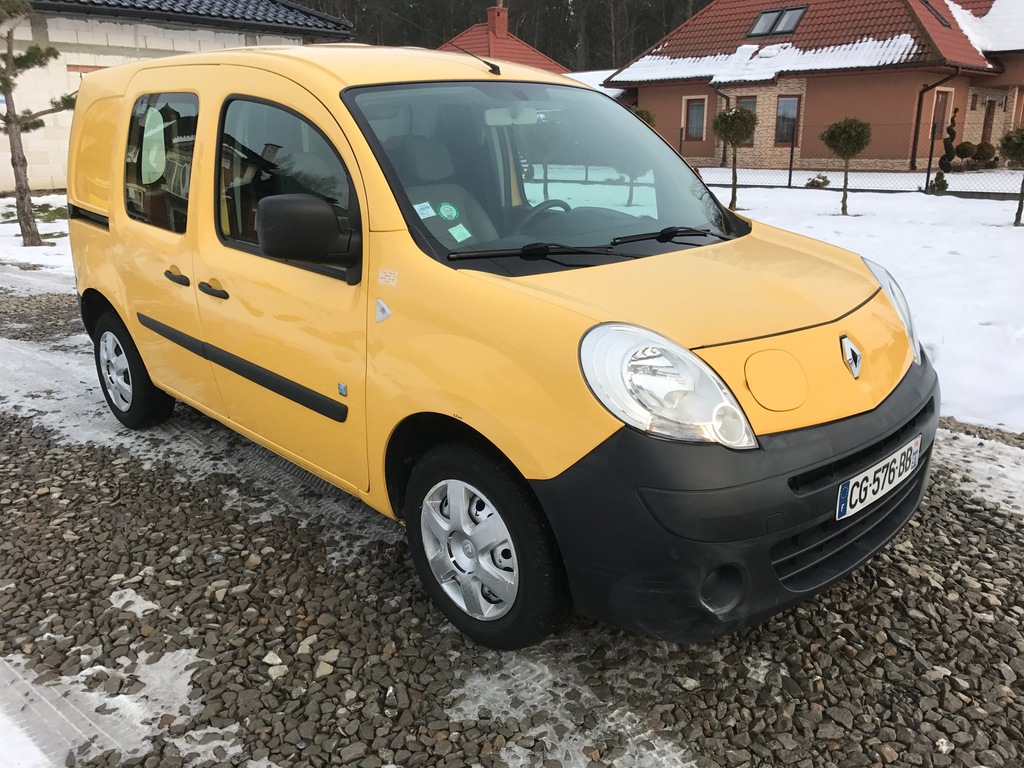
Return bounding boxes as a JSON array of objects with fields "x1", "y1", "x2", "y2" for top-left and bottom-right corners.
[{"x1": 68, "y1": 45, "x2": 939, "y2": 649}]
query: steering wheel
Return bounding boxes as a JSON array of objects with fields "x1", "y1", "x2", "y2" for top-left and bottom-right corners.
[{"x1": 516, "y1": 199, "x2": 572, "y2": 231}]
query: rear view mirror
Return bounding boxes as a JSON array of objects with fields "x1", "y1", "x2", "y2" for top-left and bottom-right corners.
[
  {"x1": 257, "y1": 194, "x2": 362, "y2": 285},
  {"x1": 485, "y1": 106, "x2": 538, "y2": 126}
]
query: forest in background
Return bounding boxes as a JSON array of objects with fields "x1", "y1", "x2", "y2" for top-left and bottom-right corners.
[{"x1": 293, "y1": 0, "x2": 714, "y2": 71}]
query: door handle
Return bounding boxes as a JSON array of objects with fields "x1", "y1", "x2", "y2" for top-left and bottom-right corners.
[
  {"x1": 163, "y1": 269, "x2": 190, "y2": 287},
  {"x1": 198, "y1": 281, "x2": 230, "y2": 300}
]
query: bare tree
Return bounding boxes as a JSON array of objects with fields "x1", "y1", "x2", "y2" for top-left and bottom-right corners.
[{"x1": 1, "y1": 0, "x2": 76, "y2": 246}]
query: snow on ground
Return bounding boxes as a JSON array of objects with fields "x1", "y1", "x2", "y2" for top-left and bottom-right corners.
[
  {"x1": 735, "y1": 187, "x2": 1024, "y2": 433},
  {"x1": 1, "y1": 187, "x2": 1022, "y2": 764}
]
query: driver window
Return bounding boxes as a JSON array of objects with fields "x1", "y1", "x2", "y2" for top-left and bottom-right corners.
[{"x1": 218, "y1": 99, "x2": 352, "y2": 247}]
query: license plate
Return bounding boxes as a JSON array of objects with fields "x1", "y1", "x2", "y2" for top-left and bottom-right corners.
[{"x1": 836, "y1": 435, "x2": 922, "y2": 521}]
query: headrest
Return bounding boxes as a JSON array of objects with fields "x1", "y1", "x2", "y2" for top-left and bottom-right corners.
[{"x1": 385, "y1": 135, "x2": 454, "y2": 183}]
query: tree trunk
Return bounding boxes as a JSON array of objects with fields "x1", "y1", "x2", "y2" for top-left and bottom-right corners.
[
  {"x1": 841, "y1": 158, "x2": 850, "y2": 216},
  {"x1": 730, "y1": 144, "x2": 738, "y2": 210},
  {"x1": 3, "y1": 30, "x2": 44, "y2": 247},
  {"x1": 1016, "y1": 173, "x2": 1024, "y2": 227}
]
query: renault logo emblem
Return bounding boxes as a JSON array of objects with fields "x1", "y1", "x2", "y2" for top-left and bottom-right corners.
[{"x1": 840, "y1": 336, "x2": 862, "y2": 379}]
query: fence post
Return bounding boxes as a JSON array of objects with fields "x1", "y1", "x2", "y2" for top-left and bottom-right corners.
[
  {"x1": 925, "y1": 122, "x2": 937, "y2": 193},
  {"x1": 788, "y1": 132, "x2": 796, "y2": 188}
]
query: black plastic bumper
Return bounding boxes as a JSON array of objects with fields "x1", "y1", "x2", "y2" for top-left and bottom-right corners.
[{"x1": 530, "y1": 354, "x2": 940, "y2": 643}]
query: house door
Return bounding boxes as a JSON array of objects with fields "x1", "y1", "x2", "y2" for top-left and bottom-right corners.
[{"x1": 981, "y1": 100, "x2": 997, "y2": 145}]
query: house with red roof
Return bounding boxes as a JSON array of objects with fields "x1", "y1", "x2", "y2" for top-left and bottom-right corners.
[
  {"x1": 607, "y1": 0, "x2": 1024, "y2": 172},
  {"x1": 439, "y1": 2, "x2": 569, "y2": 75}
]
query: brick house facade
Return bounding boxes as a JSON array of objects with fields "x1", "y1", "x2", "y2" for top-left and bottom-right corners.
[{"x1": 607, "y1": 0, "x2": 1024, "y2": 173}]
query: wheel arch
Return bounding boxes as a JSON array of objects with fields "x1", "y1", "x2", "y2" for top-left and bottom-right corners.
[
  {"x1": 385, "y1": 413, "x2": 541, "y2": 523},
  {"x1": 80, "y1": 288, "x2": 120, "y2": 340}
]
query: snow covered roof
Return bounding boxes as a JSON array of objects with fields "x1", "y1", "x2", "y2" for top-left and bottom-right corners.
[
  {"x1": 565, "y1": 70, "x2": 626, "y2": 99},
  {"x1": 947, "y1": 0, "x2": 1024, "y2": 54},
  {"x1": 609, "y1": 0, "x2": 999, "y2": 87}
]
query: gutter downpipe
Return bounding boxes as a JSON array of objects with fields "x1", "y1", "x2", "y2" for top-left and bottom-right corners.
[
  {"x1": 911, "y1": 67, "x2": 961, "y2": 170},
  {"x1": 713, "y1": 86, "x2": 731, "y2": 166}
]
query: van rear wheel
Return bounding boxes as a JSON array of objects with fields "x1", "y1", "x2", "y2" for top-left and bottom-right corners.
[
  {"x1": 93, "y1": 312, "x2": 174, "y2": 429},
  {"x1": 405, "y1": 444, "x2": 570, "y2": 650}
]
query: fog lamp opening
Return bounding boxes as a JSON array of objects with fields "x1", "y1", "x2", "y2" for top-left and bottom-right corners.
[{"x1": 699, "y1": 565, "x2": 743, "y2": 615}]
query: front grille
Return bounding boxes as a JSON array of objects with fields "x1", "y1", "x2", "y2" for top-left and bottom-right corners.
[
  {"x1": 788, "y1": 397, "x2": 935, "y2": 496},
  {"x1": 771, "y1": 444, "x2": 931, "y2": 592}
]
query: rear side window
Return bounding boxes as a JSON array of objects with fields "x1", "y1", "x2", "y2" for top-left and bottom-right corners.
[
  {"x1": 125, "y1": 93, "x2": 199, "y2": 233},
  {"x1": 217, "y1": 99, "x2": 352, "y2": 247}
]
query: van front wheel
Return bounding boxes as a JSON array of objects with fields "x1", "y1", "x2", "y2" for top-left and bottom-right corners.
[
  {"x1": 93, "y1": 312, "x2": 175, "y2": 429},
  {"x1": 405, "y1": 444, "x2": 570, "y2": 649}
]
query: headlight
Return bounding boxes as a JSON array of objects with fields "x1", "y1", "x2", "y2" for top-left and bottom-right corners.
[
  {"x1": 580, "y1": 323, "x2": 757, "y2": 449},
  {"x1": 864, "y1": 259, "x2": 921, "y2": 365}
]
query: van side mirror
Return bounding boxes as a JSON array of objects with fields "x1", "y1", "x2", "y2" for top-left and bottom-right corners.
[{"x1": 257, "y1": 194, "x2": 362, "y2": 285}]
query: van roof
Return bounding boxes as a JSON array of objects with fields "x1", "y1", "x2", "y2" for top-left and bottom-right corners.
[{"x1": 85, "y1": 44, "x2": 579, "y2": 91}]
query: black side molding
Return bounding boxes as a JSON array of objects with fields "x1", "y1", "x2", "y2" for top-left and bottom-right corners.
[
  {"x1": 137, "y1": 313, "x2": 348, "y2": 423},
  {"x1": 68, "y1": 203, "x2": 110, "y2": 230}
]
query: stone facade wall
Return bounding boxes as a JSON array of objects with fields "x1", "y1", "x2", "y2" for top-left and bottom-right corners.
[
  {"x1": 962, "y1": 86, "x2": 1020, "y2": 148},
  {"x1": 3, "y1": 16, "x2": 300, "y2": 192}
]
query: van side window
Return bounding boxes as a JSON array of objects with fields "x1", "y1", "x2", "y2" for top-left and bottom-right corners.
[
  {"x1": 124, "y1": 93, "x2": 199, "y2": 233},
  {"x1": 217, "y1": 99, "x2": 352, "y2": 246}
]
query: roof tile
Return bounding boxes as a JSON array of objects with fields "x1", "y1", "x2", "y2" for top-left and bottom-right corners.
[
  {"x1": 31, "y1": 0, "x2": 353, "y2": 37},
  {"x1": 441, "y1": 20, "x2": 568, "y2": 74},
  {"x1": 610, "y1": 0, "x2": 995, "y2": 85}
]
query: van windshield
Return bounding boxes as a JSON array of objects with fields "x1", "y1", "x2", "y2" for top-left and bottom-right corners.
[{"x1": 346, "y1": 82, "x2": 735, "y2": 275}]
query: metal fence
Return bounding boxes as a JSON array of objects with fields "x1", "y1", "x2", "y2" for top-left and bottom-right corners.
[{"x1": 681, "y1": 122, "x2": 1023, "y2": 199}]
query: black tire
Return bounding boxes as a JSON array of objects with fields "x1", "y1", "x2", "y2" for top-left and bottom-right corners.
[
  {"x1": 93, "y1": 311, "x2": 175, "y2": 429},
  {"x1": 405, "y1": 443, "x2": 570, "y2": 649}
]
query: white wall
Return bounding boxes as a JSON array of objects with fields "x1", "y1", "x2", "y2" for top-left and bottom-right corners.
[{"x1": 2, "y1": 16, "x2": 300, "y2": 192}]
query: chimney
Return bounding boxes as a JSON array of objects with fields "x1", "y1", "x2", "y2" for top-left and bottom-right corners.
[{"x1": 487, "y1": 3, "x2": 508, "y2": 39}]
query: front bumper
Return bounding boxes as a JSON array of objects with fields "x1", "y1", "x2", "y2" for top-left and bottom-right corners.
[{"x1": 530, "y1": 353, "x2": 940, "y2": 643}]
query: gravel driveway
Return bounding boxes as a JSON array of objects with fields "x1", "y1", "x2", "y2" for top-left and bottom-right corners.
[{"x1": 1, "y1": 288, "x2": 1022, "y2": 768}]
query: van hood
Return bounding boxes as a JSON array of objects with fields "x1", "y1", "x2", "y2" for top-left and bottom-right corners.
[{"x1": 499, "y1": 221, "x2": 880, "y2": 349}]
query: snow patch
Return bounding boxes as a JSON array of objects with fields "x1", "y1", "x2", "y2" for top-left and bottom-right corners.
[
  {"x1": 449, "y1": 644, "x2": 697, "y2": 767},
  {"x1": 0, "y1": 648, "x2": 205, "y2": 766},
  {"x1": 934, "y1": 430, "x2": 1024, "y2": 515},
  {"x1": 108, "y1": 589, "x2": 161, "y2": 618}
]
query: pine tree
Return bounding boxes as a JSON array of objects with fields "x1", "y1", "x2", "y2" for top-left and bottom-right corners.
[{"x1": 1, "y1": 0, "x2": 76, "y2": 247}]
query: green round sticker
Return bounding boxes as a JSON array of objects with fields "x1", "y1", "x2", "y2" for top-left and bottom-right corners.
[{"x1": 438, "y1": 202, "x2": 460, "y2": 221}]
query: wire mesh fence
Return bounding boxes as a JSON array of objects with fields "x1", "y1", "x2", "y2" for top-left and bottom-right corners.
[{"x1": 679, "y1": 122, "x2": 1023, "y2": 198}]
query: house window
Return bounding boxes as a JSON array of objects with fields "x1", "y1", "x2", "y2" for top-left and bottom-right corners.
[
  {"x1": 775, "y1": 96, "x2": 799, "y2": 144},
  {"x1": 750, "y1": 6, "x2": 806, "y2": 36},
  {"x1": 970, "y1": 93, "x2": 978, "y2": 110},
  {"x1": 737, "y1": 96, "x2": 757, "y2": 145},
  {"x1": 685, "y1": 98, "x2": 706, "y2": 140},
  {"x1": 124, "y1": 93, "x2": 199, "y2": 234}
]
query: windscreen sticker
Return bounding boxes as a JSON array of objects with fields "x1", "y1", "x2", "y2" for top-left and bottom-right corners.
[
  {"x1": 448, "y1": 224, "x2": 472, "y2": 243},
  {"x1": 414, "y1": 202, "x2": 437, "y2": 219},
  {"x1": 438, "y1": 202, "x2": 460, "y2": 221}
]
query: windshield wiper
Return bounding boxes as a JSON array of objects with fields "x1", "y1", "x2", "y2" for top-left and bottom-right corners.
[
  {"x1": 610, "y1": 226, "x2": 734, "y2": 246},
  {"x1": 447, "y1": 242, "x2": 613, "y2": 263}
]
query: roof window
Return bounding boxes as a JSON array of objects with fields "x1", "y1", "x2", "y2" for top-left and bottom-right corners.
[
  {"x1": 749, "y1": 6, "x2": 806, "y2": 37},
  {"x1": 918, "y1": 0, "x2": 952, "y2": 28}
]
